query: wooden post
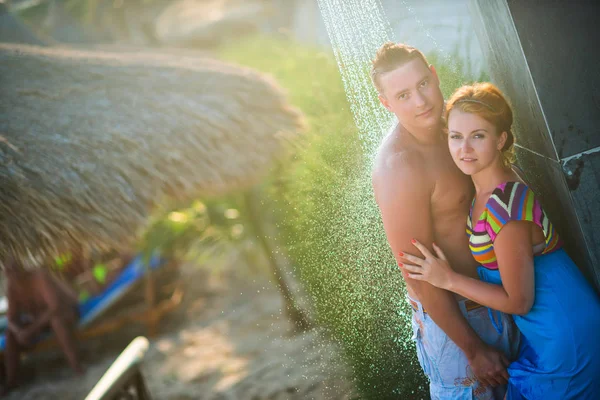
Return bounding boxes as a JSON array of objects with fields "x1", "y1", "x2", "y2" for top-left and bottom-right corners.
[
  {"x1": 243, "y1": 187, "x2": 311, "y2": 331},
  {"x1": 143, "y1": 268, "x2": 158, "y2": 337}
]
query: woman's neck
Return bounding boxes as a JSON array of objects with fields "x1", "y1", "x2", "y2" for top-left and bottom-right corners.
[{"x1": 471, "y1": 159, "x2": 515, "y2": 196}]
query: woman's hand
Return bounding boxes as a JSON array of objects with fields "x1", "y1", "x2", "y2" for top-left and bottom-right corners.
[{"x1": 398, "y1": 239, "x2": 455, "y2": 290}]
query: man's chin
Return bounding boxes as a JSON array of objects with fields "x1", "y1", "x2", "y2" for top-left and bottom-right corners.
[{"x1": 418, "y1": 116, "x2": 443, "y2": 130}]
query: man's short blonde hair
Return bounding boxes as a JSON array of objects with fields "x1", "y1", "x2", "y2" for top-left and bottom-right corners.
[{"x1": 370, "y1": 42, "x2": 430, "y2": 94}]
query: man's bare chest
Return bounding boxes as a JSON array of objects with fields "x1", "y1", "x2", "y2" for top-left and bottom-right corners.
[{"x1": 430, "y1": 165, "x2": 473, "y2": 215}]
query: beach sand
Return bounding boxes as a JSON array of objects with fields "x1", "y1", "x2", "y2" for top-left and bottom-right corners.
[{"x1": 3, "y1": 258, "x2": 356, "y2": 399}]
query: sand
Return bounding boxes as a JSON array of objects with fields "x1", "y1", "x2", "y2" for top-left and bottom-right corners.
[{"x1": 3, "y1": 258, "x2": 356, "y2": 400}]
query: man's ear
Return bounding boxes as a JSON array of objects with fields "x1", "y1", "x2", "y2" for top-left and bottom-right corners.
[
  {"x1": 378, "y1": 94, "x2": 391, "y2": 111},
  {"x1": 497, "y1": 131, "x2": 508, "y2": 150}
]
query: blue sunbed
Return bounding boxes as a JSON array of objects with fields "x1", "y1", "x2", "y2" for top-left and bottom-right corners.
[{"x1": 0, "y1": 254, "x2": 165, "y2": 351}]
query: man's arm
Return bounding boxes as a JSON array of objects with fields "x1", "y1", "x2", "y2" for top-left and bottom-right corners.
[
  {"x1": 20, "y1": 273, "x2": 62, "y2": 340},
  {"x1": 50, "y1": 272, "x2": 79, "y2": 305},
  {"x1": 373, "y1": 151, "x2": 508, "y2": 386},
  {"x1": 6, "y1": 284, "x2": 24, "y2": 336}
]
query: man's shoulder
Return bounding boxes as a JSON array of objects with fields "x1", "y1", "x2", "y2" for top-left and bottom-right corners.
[
  {"x1": 372, "y1": 151, "x2": 432, "y2": 208},
  {"x1": 373, "y1": 144, "x2": 427, "y2": 182},
  {"x1": 375, "y1": 124, "x2": 426, "y2": 168}
]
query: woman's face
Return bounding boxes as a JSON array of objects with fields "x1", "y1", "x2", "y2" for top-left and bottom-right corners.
[{"x1": 447, "y1": 109, "x2": 506, "y2": 176}]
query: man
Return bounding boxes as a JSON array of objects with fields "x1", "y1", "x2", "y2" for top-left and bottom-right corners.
[
  {"x1": 2, "y1": 257, "x2": 83, "y2": 394},
  {"x1": 370, "y1": 42, "x2": 518, "y2": 399}
]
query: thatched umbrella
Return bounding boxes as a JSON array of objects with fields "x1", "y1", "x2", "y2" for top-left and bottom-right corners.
[{"x1": 0, "y1": 43, "x2": 305, "y2": 266}]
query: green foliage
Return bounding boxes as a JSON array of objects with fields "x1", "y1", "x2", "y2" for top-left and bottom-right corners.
[
  {"x1": 138, "y1": 198, "x2": 247, "y2": 266},
  {"x1": 427, "y1": 52, "x2": 490, "y2": 98},
  {"x1": 220, "y1": 35, "x2": 423, "y2": 398},
  {"x1": 220, "y1": 35, "x2": 487, "y2": 399},
  {"x1": 53, "y1": 252, "x2": 72, "y2": 271},
  {"x1": 64, "y1": 0, "x2": 102, "y2": 25},
  {"x1": 60, "y1": 0, "x2": 160, "y2": 24},
  {"x1": 92, "y1": 263, "x2": 108, "y2": 284}
]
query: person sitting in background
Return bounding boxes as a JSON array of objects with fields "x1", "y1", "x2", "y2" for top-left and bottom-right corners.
[{"x1": 1, "y1": 257, "x2": 83, "y2": 395}]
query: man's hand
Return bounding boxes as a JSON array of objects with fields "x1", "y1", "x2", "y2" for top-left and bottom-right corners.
[
  {"x1": 8, "y1": 323, "x2": 32, "y2": 347},
  {"x1": 19, "y1": 327, "x2": 35, "y2": 346},
  {"x1": 467, "y1": 343, "x2": 510, "y2": 388}
]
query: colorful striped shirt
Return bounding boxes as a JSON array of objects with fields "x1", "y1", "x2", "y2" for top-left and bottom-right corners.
[{"x1": 467, "y1": 181, "x2": 562, "y2": 269}]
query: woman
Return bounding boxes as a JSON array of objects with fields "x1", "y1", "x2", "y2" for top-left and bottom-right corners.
[{"x1": 398, "y1": 82, "x2": 600, "y2": 399}]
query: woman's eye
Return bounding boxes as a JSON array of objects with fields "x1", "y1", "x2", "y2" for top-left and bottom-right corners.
[
  {"x1": 398, "y1": 93, "x2": 408, "y2": 100},
  {"x1": 420, "y1": 80, "x2": 429, "y2": 88},
  {"x1": 450, "y1": 134, "x2": 461, "y2": 139},
  {"x1": 473, "y1": 134, "x2": 484, "y2": 139}
]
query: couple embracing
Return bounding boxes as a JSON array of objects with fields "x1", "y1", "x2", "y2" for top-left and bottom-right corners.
[{"x1": 370, "y1": 42, "x2": 600, "y2": 399}]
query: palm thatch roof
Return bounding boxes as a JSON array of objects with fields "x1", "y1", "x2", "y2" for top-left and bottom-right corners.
[{"x1": 0, "y1": 43, "x2": 305, "y2": 266}]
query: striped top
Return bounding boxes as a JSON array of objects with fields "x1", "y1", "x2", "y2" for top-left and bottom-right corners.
[{"x1": 467, "y1": 181, "x2": 562, "y2": 269}]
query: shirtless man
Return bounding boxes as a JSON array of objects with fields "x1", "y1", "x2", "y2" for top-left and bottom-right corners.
[
  {"x1": 2, "y1": 257, "x2": 82, "y2": 394},
  {"x1": 371, "y1": 42, "x2": 518, "y2": 398}
]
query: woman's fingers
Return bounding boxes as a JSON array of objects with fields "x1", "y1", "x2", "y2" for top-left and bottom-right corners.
[
  {"x1": 411, "y1": 239, "x2": 434, "y2": 258},
  {"x1": 406, "y1": 273, "x2": 425, "y2": 281},
  {"x1": 399, "y1": 263, "x2": 422, "y2": 274},
  {"x1": 431, "y1": 242, "x2": 448, "y2": 261},
  {"x1": 397, "y1": 251, "x2": 424, "y2": 265}
]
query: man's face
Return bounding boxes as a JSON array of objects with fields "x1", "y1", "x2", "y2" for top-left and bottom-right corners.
[{"x1": 377, "y1": 58, "x2": 444, "y2": 132}]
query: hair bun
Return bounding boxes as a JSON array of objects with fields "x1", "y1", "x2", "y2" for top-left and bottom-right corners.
[{"x1": 503, "y1": 129, "x2": 515, "y2": 151}]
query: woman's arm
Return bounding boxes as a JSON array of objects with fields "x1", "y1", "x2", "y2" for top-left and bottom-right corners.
[{"x1": 400, "y1": 221, "x2": 536, "y2": 315}]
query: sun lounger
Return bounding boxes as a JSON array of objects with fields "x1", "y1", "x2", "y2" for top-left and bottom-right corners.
[
  {"x1": 85, "y1": 336, "x2": 152, "y2": 400},
  {"x1": 77, "y1": 254, "x2": 164, "y2": 328},
  {"x1": 0, "y1": 253, "x2": 180, "y2": 352}
]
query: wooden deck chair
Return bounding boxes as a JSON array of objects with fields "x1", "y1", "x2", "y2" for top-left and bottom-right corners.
[{"x1": 85, "y1": 336, "x2": 152, "y2": 400}]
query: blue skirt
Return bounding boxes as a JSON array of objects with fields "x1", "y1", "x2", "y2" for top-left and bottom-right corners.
[{"x1": 478, "y1": 249, "x2": 600, "y2": 400}]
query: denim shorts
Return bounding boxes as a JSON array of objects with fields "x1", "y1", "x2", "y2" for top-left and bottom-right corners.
[{"x1": 409, "y1": 295, "x2": 520, "y2": 400}]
